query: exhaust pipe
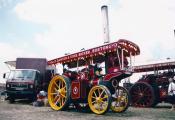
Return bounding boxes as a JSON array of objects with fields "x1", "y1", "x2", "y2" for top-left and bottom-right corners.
[{"x1": 101, "y1": 5, "x2": 110, "y2": 44}]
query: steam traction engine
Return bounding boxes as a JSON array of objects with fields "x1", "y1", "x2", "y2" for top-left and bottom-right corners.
[
  {"x1": 47, "y1": 39, "x2": 140, "y2": 114},
  {"x1": 130, "y1": 61, "x2": 175, "y2": 107}
]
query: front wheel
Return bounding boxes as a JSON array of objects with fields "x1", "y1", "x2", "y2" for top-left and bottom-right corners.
[
  {"x1": 111, "y1": 86, "x2": 130, "y2": 113},
  {"x1": 88, "y1": 85, "x2": 111, "y2": 115}
]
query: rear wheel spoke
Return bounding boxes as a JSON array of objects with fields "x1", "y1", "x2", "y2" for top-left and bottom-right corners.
[
  {"x1": 55, "y1": 97, "x2": 60, "y2": 105},
  {"x1": 61, "y1": 98, "x2": 64, "y2": 105},
  {"x1": 59, "y1": 81, "x2": 61, "y2": 89},
  {"x1": 54, "y1": 81, "x2": 59, "y2": 89},
  {"x1": 98, "y1": 89, "x2": 101, "y2": 97},
  {"x1": 61, "y1": 94, "x2": 66, "y2": 98},
  {"x1": 54, "y1": 88, "x2": 58, "y2": 92},
  {"x1": 50, "y1": 92, "x2": 57, "y2": 95}
]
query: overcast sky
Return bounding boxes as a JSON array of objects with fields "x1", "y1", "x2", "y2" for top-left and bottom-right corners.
[{"x1": 0, "y1": 0, "x2": 175, "y2": 83}]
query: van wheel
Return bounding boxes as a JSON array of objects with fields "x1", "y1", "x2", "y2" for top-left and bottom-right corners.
[{"x1": 9, "y1": 97, "x2": 15, "y2": 103}]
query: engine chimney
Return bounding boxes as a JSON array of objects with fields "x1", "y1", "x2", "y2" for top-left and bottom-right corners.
[{"x1": 101, "y1": 5, "x2": 110, "y2": 44}]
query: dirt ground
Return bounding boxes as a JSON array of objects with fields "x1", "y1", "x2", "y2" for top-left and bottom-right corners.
[{"x1": 0, "y1": 98, "x2": 175, "y2": 120}]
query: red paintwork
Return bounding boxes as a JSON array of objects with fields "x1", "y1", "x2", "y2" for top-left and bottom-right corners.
[
  {"x1": 159, "y1": 88, "x2": 168, "y2": 98},
  {"x1": 48, "y1": 39, "x2": 140, "y2": 65},
  {"x1": 108, "y1": 67, "x2": 121, "y2": 73},
  {"x1": 71, "y1": 81, "x2": 80, "y2": 99},
  {"x1": 104, "y1": 72, "x2": 123, "y2": 81},
  {"x1": 91, "y1": 78, "x2": 100, "y2": 86},
  {"x1": 89, "y1": 69, "x2": 94, "y2": 79},
  {"x1": 80, "y1": 80, "x2": 89, "y2": 99}
]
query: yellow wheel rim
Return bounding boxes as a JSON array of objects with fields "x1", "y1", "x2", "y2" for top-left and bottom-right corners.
[
  {"x1": 111, "y1": 87, "x2": 129, "y2": 112},
  {"x1": 88, "y1": 85, "x2": 110, "y2": 115},
  {"x1": 48, "y1": 76, "x2": 67, "y2": 110}
]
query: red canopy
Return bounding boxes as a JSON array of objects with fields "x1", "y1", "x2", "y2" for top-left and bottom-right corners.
[
  {"x1": 48, "y1": 39, "x2": 140, "y2": 66},
  {"x1": 134, "y1": 61, "x2": 175, "y2": 73}
]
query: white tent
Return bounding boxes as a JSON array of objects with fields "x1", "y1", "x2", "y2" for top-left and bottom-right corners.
[{"x1": 4, "y1": 61, "x2": 16, "y2": 69}]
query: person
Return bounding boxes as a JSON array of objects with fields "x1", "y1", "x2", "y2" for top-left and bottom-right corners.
[
  {"x1": 33, "y1": 90, "x2": 48, "y2": 107},
  {"x1": 168, "y1": 76, "x2": 175, "y2": 110},
  {"x1": 94, "y1": 63, "x2": 102, "y2": 78},
  {"x1": 63, "y1": 64, "x2": 69, "y2": 73}
]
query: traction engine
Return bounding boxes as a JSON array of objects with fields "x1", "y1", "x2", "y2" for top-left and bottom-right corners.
[
  {"x1": 129, "y1": 61, "x2": 175, "y2": 107},
  {"x1": 47, "y1": 39, "x2": 140, "y2": 114}
]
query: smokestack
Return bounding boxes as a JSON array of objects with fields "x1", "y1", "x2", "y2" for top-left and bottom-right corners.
[{"x1": 101, "y1": 5, "x2": 110, "y2": 44}]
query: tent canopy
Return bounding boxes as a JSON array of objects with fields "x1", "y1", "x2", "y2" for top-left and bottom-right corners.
[{"x1": 4, "y1": 61, "x2": 16, "y2": 68}]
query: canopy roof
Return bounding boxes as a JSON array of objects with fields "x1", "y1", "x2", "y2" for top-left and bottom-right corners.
[
  {"x1": 48, "y1": 39, "x2": 140, "y2": 67},
  {"x1": 134, "y1": 61, "x2": 175, "y2": 73}
]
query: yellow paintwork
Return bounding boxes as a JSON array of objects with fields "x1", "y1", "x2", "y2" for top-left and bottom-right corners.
[
  {"x1": 111, "y1": 88, "x2": 128, "y2": 112},
  {"x1": 48, "y1": 75, "x2": 67, "y2": 110},
  {"x1": 88, "y1": 85, "x2": 110, "y2": 115}
]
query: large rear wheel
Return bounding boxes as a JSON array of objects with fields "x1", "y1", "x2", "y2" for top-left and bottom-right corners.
[
  {"x1": 48, "y1": 75, "x2": 71, "y2": 110},
  {"x1": 111, "y1": 86, "x2": 129, "y2": 113},
  {"x1": 88, "y1": 85, "x2": 111, "y2": 115},
  {"x1": 129, "y1": 82, "x2": 156, "y2": 107}
]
